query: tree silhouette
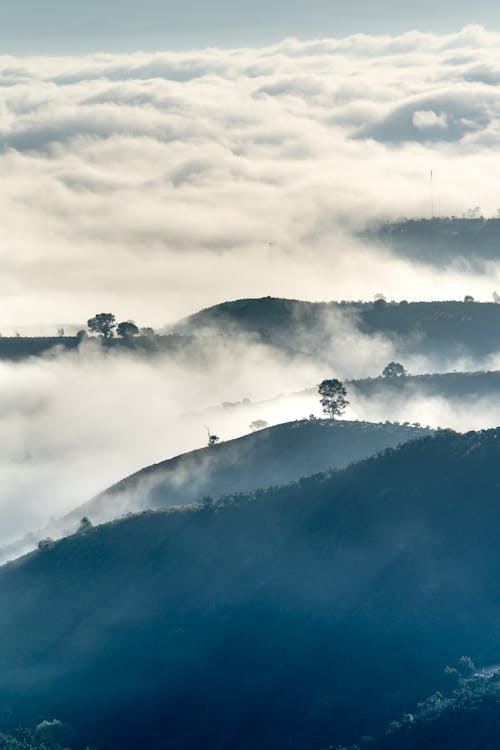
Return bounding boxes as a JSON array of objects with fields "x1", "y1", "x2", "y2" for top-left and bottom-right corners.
[
  {"x1": 117, "y1": 321, "x2": 139, "y2": 339},
  {"x1": 87, "y1": 313, "x2": 116, "y2": 339},
  {"x1": 78, "y1": 517, "x2": 92, "y2": 533},
  {"x1": 206, "y1": 426, "x2": 221, "y2": 447},
  {"x1": 318, "y1": 379, "x2": 349, "y2": 419},
  {"x1": 382, "y1": 362, "x2": 408, "y2": 378}
]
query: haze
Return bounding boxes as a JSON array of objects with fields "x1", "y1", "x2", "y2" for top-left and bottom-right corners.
[{"x1": 3, "y1": 1, "x2": 500, "y2": 53}]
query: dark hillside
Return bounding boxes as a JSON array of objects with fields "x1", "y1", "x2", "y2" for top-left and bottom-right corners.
[
  {"x1": 351, "y1": 369, "x2": 500, "y2": 401},
  {"x1": 0, "y1": 334, "x2": 191, "y2": 362},
  {"x1": 73, "y1": 419, "x2": 431, "y2": 523},
  {"x1": 1, "y1": 431, "x2": 500, "y2": 748},
  {"x1": 174, "y1": 297, "x2": 500, "y2": 361},
  {"x1": 4, "y1": 297, "x2": 500, "y2": 364},
  {"x1": 361, "y1": 674, "x2": 500, "y2": 750},
  {"x1": 371, "y1": 217, "x2": 500, "y2": 269}
]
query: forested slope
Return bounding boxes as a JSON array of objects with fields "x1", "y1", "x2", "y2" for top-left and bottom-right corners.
[{"x1": 0, "y1": 430, "x2": 500, "y2": 748}]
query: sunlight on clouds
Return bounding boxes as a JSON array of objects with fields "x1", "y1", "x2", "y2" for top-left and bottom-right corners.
[{"x1": 1, "y1": 28, "x2": 500, "y2": 327}]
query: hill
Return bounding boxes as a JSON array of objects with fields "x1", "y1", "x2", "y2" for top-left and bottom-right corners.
[
  {"x1": 351, "y1": 369, "x2": 500, "y2": 401},
  {"x1": 69, "y1": 419, "x2": 431, "y2": 525},
  {"x1": 0, "y1": 334, "x2": 191, "y2": 362},
  {"x1": 173, "y1": 296, "x2": 500, "y2": 363},
  {"x1": 370, "y1": 217, "x2": 500, "y2": 270},
  {"x1": 1, "y1": 430, "x2": 500, "y2": 748},
  {"x1": 4, "y1": 297, "x2": 500, "y2": 367}
]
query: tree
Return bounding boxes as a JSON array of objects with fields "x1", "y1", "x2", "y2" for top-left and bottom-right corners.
[
  {"x1": 78, "y1": 517, "x2": 92, "y2": 533},
  {"x1": 117, "y1": 321, "x2": 139, "y2": 339},
  {"x1": 318, "y1": 379, "x2": 349, "y2": 419},
  {"x1": 206, "y1": 427, "x2": 221, "y2": 447},
  {"x1": 37, "y1": 538, "x2": 55, "y2": 551},
  {"x1": 140, "y1": 327, "x2": 155, "y2": 337},
  {"x1": 382, "y1": 362, "x2": 407, "y2": 379},
  {"x1": 464, "y1": 295, "x2": 475, "y2": 303},
  {"x1": 87, "y1": 313, "x2": 116, "y2": 338}
]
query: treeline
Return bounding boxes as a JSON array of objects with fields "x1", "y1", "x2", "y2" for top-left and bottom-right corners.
[{"x1": 346, "y1": 670, "x2": 500, "y2": 750}]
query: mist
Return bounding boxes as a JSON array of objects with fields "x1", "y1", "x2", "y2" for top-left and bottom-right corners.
[{"x1": 3, "y1": 308, "x2": 500, "y2": 557}]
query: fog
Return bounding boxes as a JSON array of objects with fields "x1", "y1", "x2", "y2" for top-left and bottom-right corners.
[
  {"x1": 3, "y1": 314, "x2": 500, "y2": 558},
  {"x1": 5, "y1": 27, "x2": 500, "y2": 554}
]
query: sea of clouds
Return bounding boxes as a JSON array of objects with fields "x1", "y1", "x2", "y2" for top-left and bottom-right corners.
[{"x1": 3, "y1": 27, "x2": 500, "y2": 331}]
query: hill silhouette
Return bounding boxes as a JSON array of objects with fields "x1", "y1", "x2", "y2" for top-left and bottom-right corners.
[
  {"x1": 3, "y1": 297, "x2": 500, "y2": 366},
  {"x1": 69, "y1": 419, "x2": 431, "y2": 524},
  {"x1": 371, "y1": 217, "x2": 500, "y2": 270},
  {"x1": 351, "y1": 369, "x2": 500, "y2": 401},
  {"x1": 173, "y1": 296, "x2": 500, "y2": 362},
  {"x1": 1, "y1": 429, "x2": 500, "y2": 748}
]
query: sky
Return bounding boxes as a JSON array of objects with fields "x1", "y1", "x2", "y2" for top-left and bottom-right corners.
[{"x1": 1, "y1": 1, "x2": 500, "y2": 53}]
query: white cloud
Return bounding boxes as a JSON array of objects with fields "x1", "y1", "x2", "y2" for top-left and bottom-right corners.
[
  {"x1": 4, "y1": 29, "x2": 500, "y2": 553},
  {"x1": 2, "y1": 29, "x2": 500, "y2": 328},
  {"x1": 412, "y1": 110, "x2": 448, "y2": 129}
]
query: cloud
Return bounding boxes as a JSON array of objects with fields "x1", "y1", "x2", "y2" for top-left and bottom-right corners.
[
  {"x1": 3, "y1": 29, "x2": 500, "y2": 329},
  {"x1": 412, "y1": 110, "x2": 448, "y2": 130},
  {"x1": 5, "y1": 29, "x2": 500, "y2": 555}
]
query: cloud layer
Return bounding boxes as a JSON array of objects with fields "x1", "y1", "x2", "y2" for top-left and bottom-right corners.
[{"x1": 3, "y1": 28, "x2": 500, "y2": 330}]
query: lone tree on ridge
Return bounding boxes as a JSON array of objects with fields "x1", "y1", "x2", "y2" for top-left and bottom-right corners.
[
  {"x1": 87, "y1": 313, "x2": 116, "y2": 339},
  {"x1": 382, "y1": 361, "x2": 408, "y2": 379},
  {"x1": 318, "y1": 379, "x2": 349, "y2": 419}
]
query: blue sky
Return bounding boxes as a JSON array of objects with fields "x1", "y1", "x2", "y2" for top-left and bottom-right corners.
[{"x1": 1, "y1": 0, "x2": 499, "y2": 53}]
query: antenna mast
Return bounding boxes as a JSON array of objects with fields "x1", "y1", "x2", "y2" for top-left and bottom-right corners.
[{"x1": 430, "y1": 169, "x2": 435, "y2": 219}]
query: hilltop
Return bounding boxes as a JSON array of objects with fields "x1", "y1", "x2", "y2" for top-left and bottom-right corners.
[
  {"x1": 173, "y1": 296, "x2": 500, "y2": 362},
  {"x1": 1, "y1": 429, "x2": 500, "y2": 748},
  {"x1": 70, "y1": 419, "x2": 431, "y2": 525},
  {"x1": 2, "y1": 297, "x2": 500, "y2": 366}
]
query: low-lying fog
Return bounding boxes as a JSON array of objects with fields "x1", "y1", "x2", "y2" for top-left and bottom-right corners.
[{"x1": 3, "y1": 322, "x2": 500, "y2": 558}]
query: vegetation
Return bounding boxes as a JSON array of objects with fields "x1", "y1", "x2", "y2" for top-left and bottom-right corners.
[
  {"x1": 1, "y1": 429, "x2": 500, "y2": 748},
  {"x1": 0, "y1": 718, "x2": 78, "y2": 750},
  {"x1": 318, "y1": 378, "x2": 349, "y2": 418},
  {"x1": 73, "y1": 419, "x2": 431, "y2": 522},
  {"x1": 345, "y1": 672, "x2": 500, "y2": 750},
  {"x1": 173, "y1": 296, "x2": 500, "y2": 363},
  {"x1": 86, "y1": 313, "x2": 116, "y2": 339},
  {"x1": 116, "y1": 321, "x2": 139, "y2": 339},
  {"x1": 371, "y1": 217, "x2": 500, "y2": 269},
  {"x1": 382, "y1": 361, "x2": 407, "y2": 378}
]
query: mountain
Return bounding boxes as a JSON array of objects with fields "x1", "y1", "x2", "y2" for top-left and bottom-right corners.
[
  {"x1": 69, "y1": 419, "x2": 431, "y2": 525},
  {"x1": 1, "y1": 429, "x2": 500, "y2": 748}
]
